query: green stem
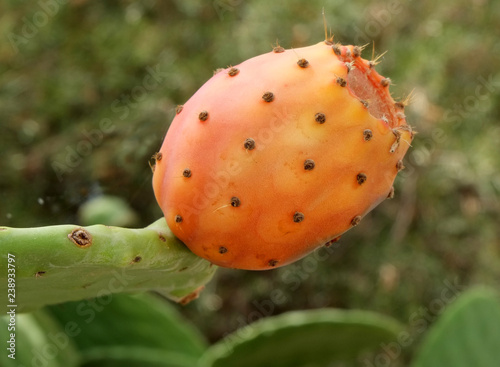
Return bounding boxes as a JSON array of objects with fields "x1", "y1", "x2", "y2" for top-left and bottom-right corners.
[{"x1": 0, "y1": 218, "x2": 216, "y2": 313}]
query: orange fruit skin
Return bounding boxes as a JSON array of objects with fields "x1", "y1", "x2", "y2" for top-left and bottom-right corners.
[{"x1": 153, "y1": 41, "x2": 413, "y2": 270}]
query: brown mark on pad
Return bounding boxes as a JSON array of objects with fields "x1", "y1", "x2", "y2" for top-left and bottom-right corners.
[
  {"x1": 159, "y1": 234, "x2": 167, "y2": 242},
  {"x1": 244, "y1": 138, "x2": 256, "y2": 150},
  {"x1": 357, "y1": 173, "x2": 367, "y2": 185},
  {"x1": 228, "y1": 67, "x2": 239, "y2": 76},
  {"x1": 315, "y1": 113, "x2": 326, "y2": 124},
  {"x1": 175, "y1": 215, "x2": 183, "y2": 223},
  {"x1": 219, "y1": 246, "x2": 228, "y2": 254},
  {"x1": 304, "y1": 159, "x2": 315, "y2": 170},
  {"x1": 131, "y1": 256, "x2": 142, "y2": 263},
  {"x1": 35, "y1": 271, "x2": 46, "y2": 278},
  {"x1": 268, "y1": 259, "x2": 279, "y2": 267},
  {"x1": 230, "y1": 197, "x2": 241, "y2": 207},
  {"x1": 199, "y1": 111, "x2": 209, "y2": 121},
  {"x1": 297, "y1": 58, "x2": 309, "y2": 68},
  {"x1": 183, "y1": 168, "x2": 192, "y2": 178},
  {"x1": 68, "y1": 228, "x2": 92, "y2": 248},
  {"x1": 351, "y1": 216, "x2": 362, "y2": 226},
  {"x1": 293, "y1": 212, "x2": 305, "y2": 223},
  {"x1": 179, "y1": 286, "x2": 204, "y2": 305},
  {"x1": 175, "y1": 105, "x2": 183, "y2": 114},
  {"x1": 363, "y1": 129, "x2": 373, "y2": 141},
  {"x1": 262, "y1": 92, "x2": 275, "y2": 102},
  {"x1": 336, "y1": 77, "x2": 346, "y2": 87}
]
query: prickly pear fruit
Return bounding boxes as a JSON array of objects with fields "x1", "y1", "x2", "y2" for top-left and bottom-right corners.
[{"x1": 152, "y1": 40, "x2": 413, "y2": 270}]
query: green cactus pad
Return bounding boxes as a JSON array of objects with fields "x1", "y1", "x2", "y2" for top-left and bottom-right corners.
[
  {"x1": 47, "y1": 293, "x2": 208, "y2": 367},
  {"x1": 0, "y1": 309, "x2": 80, "y2": 367},
  {"x1": 199, "y1": 308, "x2": 404, "y2": 367},
  {"x1": 411, "y1": 287, "x2": 500, "y2": 367},
  {"x1": 0, "y1": 218, "x2": 216, "y2": 313}
]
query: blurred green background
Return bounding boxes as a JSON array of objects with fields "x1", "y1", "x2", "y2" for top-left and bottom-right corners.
[{"x1": 1, "y1": 0, "x2": 499, "y2": 363}]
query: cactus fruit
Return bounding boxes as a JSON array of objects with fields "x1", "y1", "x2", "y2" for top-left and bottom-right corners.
[{"x1": 152, "y1": 40, "x2": 413, "y2": 270}]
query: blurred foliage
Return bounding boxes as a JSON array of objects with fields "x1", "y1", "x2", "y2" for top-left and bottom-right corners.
[
  {"x1": 2, "y1": 288, "x2": 498, "y2": 366},
  {"x1": 1, "y1": 0, "x2": 500, "y2": 364}
]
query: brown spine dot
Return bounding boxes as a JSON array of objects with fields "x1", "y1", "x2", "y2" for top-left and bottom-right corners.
[
  {"x1": 175, "y1": 105, "x2": 183, "y2": 114},
  {"x1": 304, "y1": 159, "x2": 315, "y2": 171},
  {"x1": 351, "y1": 216, "x2": 362, "y2": 226},
  {"x1": 395, "y1": 101, "x2": 405, "y2": 110},
  {"x1": 361, "y1": 100, "x2": 369, "y2": 108},
  {"x1": 262, "y1": 92, "x2": 275, "y2": 102},
  {"x1": 182, "y1": 168, "x2": 192, "y2": 178},
  {"x1": 387, "y1": 186, "x2": 395, "y2": 199},
  {"x1": 325, "y1": 236, "x2": 341, "y2": 247},
  {"x1": 357, "y1": 173, "x2": 367, "y2": 185},
  {"x1": 228, "y1": 67, "x2": 240, "y2": 76},
  {"x1": 380, "y1": 78, "x2": 391, "y2": 87},
  {"x1": 219, "y1": 246, "x2": 228, "y2": 254},
  {"x1": 293, "y1": 212, "x2": 305, "y2": 223},
  {"x1": 352, "y1": 46, "x2": 361, "y2": 58},
  {"x1": 268, "y1": 259, "x2": 279, "y2": 267},
  {"x1": 155, "y1": 152, "x2": 162, "y2": 161},
  {"x1": 363, "y1": 129, "x2": 373, "y2": 141},
  {"x1": 273, "y1": 46, "x2": 285, "y2": 53},
  {"x1": 175, "y1": 215, "x2": 183, "y2": 223},
  {"x1": 297, "y1": 58, "x2": 309, "y2": 68},
  {"x1": 396, "y1": 160, "x2": 405, "y2": 171},
  {"x1": 332, "y1": 44, "x2": 341, "y2": 56},
  {"x1": 199, "y1": 110, "x2": 209, "y2": 121},
  {"x1": 230, "y1": 197, "x2": 241, "y2": 207},
  {"x1": 244, "y1": 138, "x2": 256, "y2": 150},
  {"x1": 132, "y1": 256, "x2": 142, "y2": 263},
  {"x1": 336, "y1": 77, "x2": 347, "y2": 87},
  {"x1": 315, "y1": 113, "x2": 326, "y2": 124}
]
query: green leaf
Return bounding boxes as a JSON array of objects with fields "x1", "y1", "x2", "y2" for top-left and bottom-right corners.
[
  {"x1": 411, "y1": 287, "x2": 500, "y2": 367},
  {"x1": 199, "y1": 308, "x2": 404, "y2": 367},
  {"x1": 79, "y1": 347, "x2": 196, "y2": 367},
  {"x1": 0, "y1": 218, "x2": 217, "y2": 313},
  {"x1": 0, "y1": 309, "x2": 80, "y2": 367},
  {"x1": 47, "y1": 293, "x2": 208, "y2": 364}
]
